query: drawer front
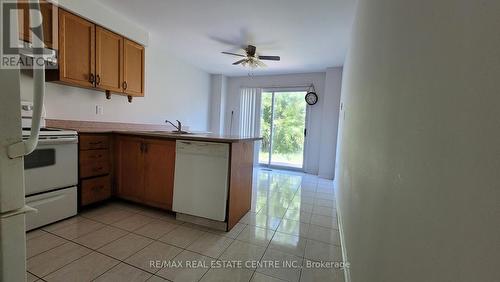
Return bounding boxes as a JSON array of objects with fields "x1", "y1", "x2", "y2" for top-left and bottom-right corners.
[
  {"x1": 80, "y1": 135, "x2": 110, "y2": 150},
  {"x1": 80, "y1": 160, "x2": 110, "y2": 178},
  {"x1": 80, "y1": 149, "x2": 109, "y2": 164},
  {"x1": 81, "y1": 175, "x2": 111, "y2": 206},
  {"x1": 26, "y1": 186, "x2": 77, "y2": 231}
]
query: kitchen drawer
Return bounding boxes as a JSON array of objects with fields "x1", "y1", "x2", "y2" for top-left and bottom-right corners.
[
  {"x1": 81, "y1": 175, "x2": 111, "y2": 206},
  {"x1": 80, "y1": 149, "x2": 109, "y2": 164},
  {"x1": 80, "y1": 135, "x2": 110, "y2": 150},
  {"x1": 80, "y1": 160, "x2": 110, "y2": 178},
  {"x1": 26, "y1": 186, "x2": 77, "y2": 231}
]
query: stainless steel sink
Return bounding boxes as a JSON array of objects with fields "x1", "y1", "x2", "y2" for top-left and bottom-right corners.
[{"x1": 168, "y1": 131, "x2": 192, "y2": 135}]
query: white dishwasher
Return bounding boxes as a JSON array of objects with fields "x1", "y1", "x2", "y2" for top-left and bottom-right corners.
[{"x1": 173, "y1": 140, "x2": 229, "y2": 221}]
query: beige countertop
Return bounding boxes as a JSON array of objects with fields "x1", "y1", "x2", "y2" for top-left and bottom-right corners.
[
  {"x1": 113, "y1": 130, "x2": 262, "y2": 143},
  {"x1": 45, "y1": 119, "x2": 261, "y2": 143}
]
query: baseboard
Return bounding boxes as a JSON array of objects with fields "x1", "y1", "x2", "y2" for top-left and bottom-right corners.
[
  {"x1": 335, "y1": 183, "x2": 351, "y2": 282},
  {"x1": 176, "y1": 213, "x2": 227, "y2": 231}
]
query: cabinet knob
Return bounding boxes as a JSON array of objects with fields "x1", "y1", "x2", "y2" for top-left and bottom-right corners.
[
  {"x1": 89, "y1": 73, "x2": 95, "y2": 84},
  {"x1": 96, "y1": 74, "x2": 101, "y2": 85},
  {"x1": 122, "y1": 81, "x2": 128, "y2": 90}
]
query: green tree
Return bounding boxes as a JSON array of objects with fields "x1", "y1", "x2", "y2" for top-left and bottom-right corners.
[{"x1": 260, "y1": 92, "x2": 306, "y2": 158}]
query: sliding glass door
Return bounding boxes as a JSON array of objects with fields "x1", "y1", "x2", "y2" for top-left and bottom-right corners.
[{"x1": 259, "y1": 90, "x2": 307, "y2": 170}]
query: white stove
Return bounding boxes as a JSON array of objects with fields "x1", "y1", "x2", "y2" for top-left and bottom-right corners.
[
  {"x1": 23, "y1": 128, "x2": 78, "y2": 138},
  {"x1": 22, "y1": 102, "x2": 78, "y2": 230}
]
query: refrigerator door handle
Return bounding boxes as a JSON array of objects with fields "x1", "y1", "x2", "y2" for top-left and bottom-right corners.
[
  {"x1": 0, "y1": 205, "x2": 37, "y2": 219},
  {"x1": 8, "y1": 0, "x2": 45, "y2": 159}
]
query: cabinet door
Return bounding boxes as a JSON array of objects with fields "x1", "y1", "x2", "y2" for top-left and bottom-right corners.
[
  {"x1": 115, "y1": 136, "x2": 144, "y2": 201},
  {"x1": 58, "y1": 9, "x2": 95, "y2": 87},
  {"x1": 96, "y1": 27, "x2": 123, "y2": 92},
  {"x1": 18, "y1": 0, "x2": 58, "y2": 49},
  {"x1": 123, "y1": 39, "x2": 144, "y2": 97},
  {"x1": 143, "y1": 139, "x2": 175, "y2": 209},
  {"x1": 17, "y1": 1, "x2": 29, "y2": 42}
]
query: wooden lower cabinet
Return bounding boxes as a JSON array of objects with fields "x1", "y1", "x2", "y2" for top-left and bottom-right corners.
[
  {"x1": 114, "y1": 136, "x2": 144, "y2": 200},
  {"x1": 114, "y1": 135, "x2": 175, "y2": 210},
  {"x1": 143, "y1": 139, "x2": 175, "y2": 209},
  {"x1": 78, "y1": 133, "x2": 112, "y2": 208},
  {"x1": 81, "y1": 175, "x2": 111, "y2": 206}
]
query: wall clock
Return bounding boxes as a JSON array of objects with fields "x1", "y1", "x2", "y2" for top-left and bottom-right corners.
[{"x1": 305, "y1": 91, "x2": 318, "y2": 105}]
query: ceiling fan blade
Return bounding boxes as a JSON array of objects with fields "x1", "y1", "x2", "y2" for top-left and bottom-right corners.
[
  {"x1": 258, "y1": 55, "x2": 281, "y2": 61},
  {"x1": 233, "y1": 59, "x2": 247, "y2": 65},
  {"x1": 222, "y1": 51, "x2": 246, "y2": 57}
]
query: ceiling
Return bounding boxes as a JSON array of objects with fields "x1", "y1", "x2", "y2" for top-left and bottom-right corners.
[{"x1": 97, "y1": 0, "x2": 356, "y2": 76}]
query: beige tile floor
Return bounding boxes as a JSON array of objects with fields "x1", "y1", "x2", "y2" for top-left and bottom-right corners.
[{"x1": 25, "y1": 168, "x2": 345, "y2": 282}]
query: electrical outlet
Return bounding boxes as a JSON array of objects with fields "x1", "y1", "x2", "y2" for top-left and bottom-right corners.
[{"x1": 96, "y1": 105, "x2": 104, "y2": 115}]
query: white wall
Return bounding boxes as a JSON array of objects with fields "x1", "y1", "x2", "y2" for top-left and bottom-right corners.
[
  {"x1": 225, "y1": 72, "x2": 342, "y2": 177},
  {"x1": 336, "y1": 0, "x2": 500, "y2": 281},
  {"x1": 209, "y1": 74, "x2": 227, "y2": 134},
  {"x1": 318, "y1": 68, "x2": 342, "y2": 179},
  {"x1": 21, "y1": 7, "x2": 211, "y2": 131}
]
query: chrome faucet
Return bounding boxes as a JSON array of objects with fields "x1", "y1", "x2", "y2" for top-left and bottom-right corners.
[{"x1": 165, "y1": 119, "x2": 182, "y2": 132}]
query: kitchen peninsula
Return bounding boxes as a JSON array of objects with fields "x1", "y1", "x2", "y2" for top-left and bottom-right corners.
[{"x1": 47, "y1": 119, "x2": 261, "y2": 231}]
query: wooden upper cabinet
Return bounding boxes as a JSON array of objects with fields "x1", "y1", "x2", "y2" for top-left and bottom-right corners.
[
  {"x1": 40, "y1": 1, "x2": 58, "y2": 49},
  {"x1": 114, "y1": 136, "x2": 144, "y2": 200},
  {"x1": 143, "y1": 139, "x2": 176, "y2": 209},
  {"x1": 29, "y1": 6, "x2": 146, "y2": 98},
  {"x1": 96, "y1": 27, "x2": 123, "y2": 92},
  {"x1": 123, "y1": 39, "x2": 145, "y2": 97},
  {"x1": 18, "y1": 1, "x2": 30, "y2": 42},
  {"x1": 58, "y1": 9, "x2": 95, "y2": 88},
  {"x1": 18, "y1": 1, "x2": 58, "y2": 49}
]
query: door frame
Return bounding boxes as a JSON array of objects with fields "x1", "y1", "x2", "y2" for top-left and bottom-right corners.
[{"x1": 258, "y1": 88, "x2": 310, "y2": 171}]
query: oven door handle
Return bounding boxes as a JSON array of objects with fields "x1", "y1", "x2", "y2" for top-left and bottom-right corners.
[
  {"x1": 8, "y1": 0, "x2": 45, "y2": 159},
  {"x1": 36, "y1": 137, "x2": 79, "y2": 145}
]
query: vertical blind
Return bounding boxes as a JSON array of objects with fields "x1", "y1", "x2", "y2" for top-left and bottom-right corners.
[{"x1": 239, "y1": 88, "x2": 261, "y2": 136}]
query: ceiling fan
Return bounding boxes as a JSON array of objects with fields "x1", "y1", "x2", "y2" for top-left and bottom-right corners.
[{"x1": 222, "y1": 45, "x2": 280, "y2": 68}]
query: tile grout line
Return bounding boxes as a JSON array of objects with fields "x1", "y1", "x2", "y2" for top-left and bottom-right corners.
[
  {"x1": 42, "y1": 214, "x2": 336, "y2": 281},
  {"x1": 28, "y1": 171, "x2": 337, "y2": 282},
  {"x1": 32, "y1": 204, "x2": 186, "y2": 279}
]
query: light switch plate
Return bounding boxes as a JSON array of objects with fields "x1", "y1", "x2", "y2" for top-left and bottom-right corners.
[{"x1": 96, "y1": 105, "x2": 103, "y2": 115}]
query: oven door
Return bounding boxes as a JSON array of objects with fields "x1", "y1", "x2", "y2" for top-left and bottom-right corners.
[{"x1": 24, "y1": 136, "x2": 78, "y2": 196}]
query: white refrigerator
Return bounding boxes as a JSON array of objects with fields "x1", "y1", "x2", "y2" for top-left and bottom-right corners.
[{"x1": 0, "y1": 0, "x2": 45, "y2": 280}]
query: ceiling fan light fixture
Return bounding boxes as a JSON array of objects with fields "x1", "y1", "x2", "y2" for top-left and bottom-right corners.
[{"x1": 222, "y1": 44, "x2": 280, "y2": 69}]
